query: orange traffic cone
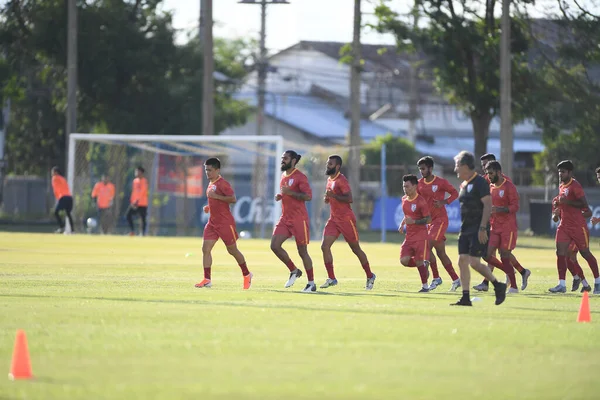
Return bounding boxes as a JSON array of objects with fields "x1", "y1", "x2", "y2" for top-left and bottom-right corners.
[
  {"x1": 577, "y1": 292, "x2": 592, "y2": 323},
  {"x1": 8, "y1": 330, "x2": 33, "y2": 380}
]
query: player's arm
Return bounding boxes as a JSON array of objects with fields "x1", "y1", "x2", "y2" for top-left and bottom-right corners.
[
  {"x1": 559, "y1": 185, "x2": 588, "y2": 208},
  {"x1": 582, "y1": 208, "x2": 592, "y2": 219},
  {"x1": 444, "y1": 181, "x2": 459, "y2": 204},
  {"x1": 494, "y1": 185, "x2": 520, "y2": 214},
  {"x1": 480, "y1": 195, "x2": 492, "y2": 228},
  {"x1": 326, "y1": 180, "x2": 352, "y2": 203},
  {"x1": 282, "y1": 177, "x2": 312, "y2": 201},
  {"x1": 207, "y1": 188, "x2": 237, "y2": 203},
  {"x1": 406, "y1": 202, "x2": 431, "y2": 225}
]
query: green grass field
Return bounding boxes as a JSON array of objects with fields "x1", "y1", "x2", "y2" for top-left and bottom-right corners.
[{"x1": 1, "y1": 232, "x2": 599, "y2": 400}]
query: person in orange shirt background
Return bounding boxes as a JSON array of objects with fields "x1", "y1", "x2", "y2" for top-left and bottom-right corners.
[
  {"x1": 51, "y1": 166, "x2": 74, "y2": 233},
  {"x1": 127, "y1": 166, "x2": 149, "y2": 236},
  {"x1": 91, "y1": 174, "x2": 116, "y2": 234}
]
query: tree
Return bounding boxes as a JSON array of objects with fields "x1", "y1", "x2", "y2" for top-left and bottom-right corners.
[
  {"x1": 0, "y1": 0, "x2": 253, "y2": 175},
  {"x1": 361, "y1": 134, "x2": 419, "y2": 196},
  {"x1": 373, "y1": 0, "x2": 537, "y2": 161},
  {"x1": 526, "y1": 2, "x2": 600, "y2": 184}
]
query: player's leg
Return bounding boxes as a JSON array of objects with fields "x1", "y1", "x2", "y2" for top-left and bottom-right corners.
[
  {"x1": 196, "y1": 238, "x2": 217, "y2": 288},
  {"x1": 138, "y1": 207, "x2": 147, "y2": 236},
  {"x1": 550, "y1": 228, "x2": 571, "y2": 292},
  {"x1": 469, "y1": 255, "x2": 507, "y2": 306},
  {"x1": 54, "y1": 199, "x2": 65, "y2": 233},
  {"x1": 578, "y1": 246, "x2": 600, "y2": 294},
  {"x1": 430, "y1": 239, "x2": 460, "y2": 291},
  {"x1": 297, "y1": 244, "x2": 316, "y2": 292},
  {"x1": 320, "y1": 219, "x2": 340, "y2": 288},
  {"x1": 451, "y1": 233, "x2": 474, "y2": 305},
  {"x1": 400, "y1": 241, "x2": 429, "y2": 292},
  {"x1": 497, "y1": 231, "x2": 518, "y2": 291},
  {"x1": 567, "y1": 245, "x2": 590, "y2": 291},
  {"x1": 348, "y1": 241, "x2": 375, "y2": 289},
  {"x1": 413, "y1": 240, "x2": 430, "y2": 292},
  {"x1": 126, "y1": 206, "x2": 136, "y2": 235},
  {"x1": 426, "y1": 222, "x2": 442, "y2": 282},
  {"x1": 271, "y1": 221, "x2": 302, "y2": 287},
  {"x1": 218, "y1": 224, "x2": 252, "y2": 289},
  {"x1": 64, "y1": 196, "x2": 74, "y2": 233}
]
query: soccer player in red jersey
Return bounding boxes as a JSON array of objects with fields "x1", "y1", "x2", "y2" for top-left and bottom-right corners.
[
  {"x1": 593, "y1": 166, "x2": 600, "y2": 227},
  {"x1": 552, "y1": 197, "x2": 593, "y2": 292},
  {"x1": 195, "y1": 158, "x2": 252, "y2": 290},
  {"x1": 51, "y1": 166, "x2": 74, "y2": 233},
  {"x1": 416, "y1": 156, "x2": 460, "y2": 291},
  {"x1": 485, "y1": 161, "x2": 522, "y2": 293},
  {"x1": 474, "y1": 153, "x2": 532, "y2": 292},
  {"x1": 271, "y1": 150, "x2": 316, "y2": 293},
  {"x1": 550, "y1": 160, "x2": 599, "y2": 294},
  {"x1": 319, "y1": 155, "x2": 376, "y2": 290},
  {"x1": 399, "y1": 174, "x2": 432, "y2": 292}
]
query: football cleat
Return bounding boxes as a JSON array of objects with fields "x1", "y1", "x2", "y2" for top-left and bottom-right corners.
[
  {"x1": 507, "y1": 287, "x2": 519, "y2": 294},
  {"x1": 320, "y1": 278, "x2": 338, "y2": 288},
  {"x1": 365, "y1": 273, "x2": 376, "y2": 290},
  {"x1": 195, "y1": 279, "x2": 212, "y2": 288},
  {"x1": 285, "y1": 269, "x2": 303, "y2": 288},
  {"x1": 594, "y1": 283, "x2": 600, "y2": 295},
  {"x1": 572, "y1": 277, "x2": 582, "y2": 292},
  {"x1": 301, "y1": 283, "x2": 316, "y2": 293},
  {"x1": 450, "y1": 298, "x2": 472, "y2": 306},
  {"x1": 473, "y1": 282, "x2": 489, "y2": 292},
  {"x1": 494, "y1": 282, "x2": 507, "y2": 305},
  {"x1": 428, "y1": 277, "x2": 443, "y2": 291},
  {"x1": 243, "y1": 273, "x2": 253, "y2": 290},
  {"x1": 549, "y1": 284, "x2": 567, "y2": 293},
  {"x1": 521, "y1": 269, "x2": 532, "y2": 291},
  {"x1": 449, "y1": 279, "x2": 461, "y2": 292}
]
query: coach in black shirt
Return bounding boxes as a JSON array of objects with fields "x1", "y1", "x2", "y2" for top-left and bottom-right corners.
[{"x1": 452, "y1": 151, "x2": 507, "y2": 306}]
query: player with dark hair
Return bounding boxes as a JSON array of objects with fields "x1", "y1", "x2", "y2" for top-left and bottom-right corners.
[
  {"x1": 399, "y1": 174, "x2": 432, "y2": 292},
  {"x1": 51, "y1": 166, "x2": 74, "y2": 233},
  {"x1": 451, "y1": 151, "x2": 506, "y2": 306},
  {"x1": 485, "y1": 161, "x2": 520, "y2": 293},
  {"x1": 552, "y1": 195, "x2": 593, "y2": 292},
  {"x1": 91, "y1": 174, "x2": 116, "y2": 234},
  {"x1": 474, "y1": 153, "x2": 532, "y2": 292},
  {"x1": 550, "y1": 160, "x2": 600, "y2": 294},
  {"x1": 195, "y1": 157, "x2": 252, "y2": 290},
  {"x1": 272, "y1": 150, "x2": 316, "y2": 293},
  {"x1": 320, "y1": 155, "x2": 376, "y2": 290},
  {"x1": 416, "y1": 156, "x2": 461, "y2": 291},
  {"x1": 127, "y1": 166, "x2": 148, "y2": 236}
]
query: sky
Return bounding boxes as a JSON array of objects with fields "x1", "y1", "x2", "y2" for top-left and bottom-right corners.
[{"x1": 161, "y1": 0, "x2": 399, "y2": 51}]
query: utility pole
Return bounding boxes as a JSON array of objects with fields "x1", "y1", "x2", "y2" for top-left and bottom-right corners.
[
  {"x1": 200, "y1": 0, "x2": 214, "y2": 135},
  {"x1": 239, "y1": 0, "x2": 289, "y2": 238},
  {"x1": 66, "y1": 0, "x2": 77, "y2": 168},
  {"x1": 348, "y1": 0, "x2": 362, "y2": 221},
  {"x1": 500, "y1": 0, "x2": 513, "y2": 178}
]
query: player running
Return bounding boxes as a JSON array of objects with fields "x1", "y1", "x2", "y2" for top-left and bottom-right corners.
[
  {"x1": 552, "y1": 196, "x2": 593, "y2": 292},
  {"x1": 485, "y1": 161, "x2": 520, "y2": 293},
  {"x1": 399, "y1": 174, "x2": 432, "y2": 292},
  {"x1": 195, "y1": 158, "x2": 252, "y2": 290},
  {"x1": 550, "y1": 160, "x2": 600, "y2": 294},
  {"x1": 127, "y1": 166, "x2": 149, "y2": 236},
  {"x1": 51, "y1": 166, "x2": 74, "y2": 233},
  {"x1": 451, "y1": 151, "x2": 507, "y2": 306},
  {"x1": 416, "y1": 156, "x2": 461, "y2": 291},
  {"x1": 474, "y1": 153, "x2": 531, "y2": 291},
  {"x1": 319, "y1": 155, "x2": 376, "y2": 290},
  {"x1": 91, "y1": 174, "x2": 116, "y2": 234},
  {"x1": 271, "y1": 150, "x2": 316, "y2": 293}
]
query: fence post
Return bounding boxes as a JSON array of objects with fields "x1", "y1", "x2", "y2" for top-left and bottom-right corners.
[{"x1": 380, "y1": 143, "x2": 387, "y2": 243}]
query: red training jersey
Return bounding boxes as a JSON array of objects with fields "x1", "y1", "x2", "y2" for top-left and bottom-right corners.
[
  {"x1": 326, "y1": 172, "x2": 355, "y2": 220},
  {"x1": 280, "y1": 169, "x2": 311, "y2": 220},
  {"x1": 130, "y1": 177, "x2": 149, "y2": 207},
  {"x1": 490, "y1": 178, "x2": 519, "y2": 232},
  {"x1": 401, "y1": 194, "x2": 430, "y2": 241},
  {"x1": 206, "y1": 176, "x2": 235, "y2": 225},
  {"x1": 51, "y1": 175, "x2": 71, "y2": 200},
  {"x1": 557, "y1": 178, "x2": 587, "y2": 229},
  {"x1": 417, "y1": 176, "x2": 458, "y2": 222}
]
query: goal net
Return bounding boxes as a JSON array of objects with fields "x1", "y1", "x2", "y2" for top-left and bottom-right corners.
[{"x1": 67, "y1": 134, "x2": 287, "y2": 237}]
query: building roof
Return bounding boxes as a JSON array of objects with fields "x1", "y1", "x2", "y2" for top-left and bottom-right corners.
[{"x1": 236, "y1": 93, "x2": 396, "y2": 143}]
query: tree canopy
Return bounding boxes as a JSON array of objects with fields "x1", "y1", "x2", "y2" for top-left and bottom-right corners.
[{"x1": 0, "y1": 0, "x2": 253, "y2": 175}]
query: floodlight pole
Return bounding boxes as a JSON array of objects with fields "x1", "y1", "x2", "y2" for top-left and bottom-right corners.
[
  {"x1": 500, "y1": 0, "x2": 513, "y2": 178},
  {"x1": 239, "y1": 0, "x2": 289, "y2": 238}
]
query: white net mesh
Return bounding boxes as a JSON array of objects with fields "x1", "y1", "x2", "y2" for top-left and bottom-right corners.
[{"x1": 69, "y1": 135, "x2": 283, "y2": 236}]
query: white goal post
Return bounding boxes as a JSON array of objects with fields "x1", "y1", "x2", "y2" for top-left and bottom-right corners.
[{"x1": 67, "y1": 133, "x2": 284, "y2": 236}]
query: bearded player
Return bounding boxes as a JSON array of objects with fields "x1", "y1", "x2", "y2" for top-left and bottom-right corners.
[
  {"x1": 271, "y1": 150, "x2": 317, "y2": 293},
  {"x1": 319, "y1": 155, "x2": 376, "y2": 290}
]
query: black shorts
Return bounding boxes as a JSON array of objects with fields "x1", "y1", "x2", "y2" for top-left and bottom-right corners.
[
  {"x1": 128, "y1": 206, "x2": 147, "y2": 218},
  {"x1": 55, "y1": 196, "x2": 73, "y2": 213},
  {"x1": 458, "y1": 231, "x2": 488, "y2": 257}
]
